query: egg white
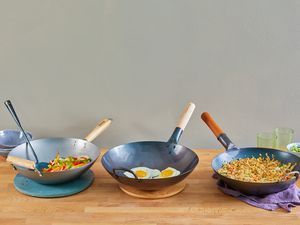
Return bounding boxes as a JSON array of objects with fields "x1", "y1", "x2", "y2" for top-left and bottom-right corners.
[{"x1": 151, "y1": 169, "x2": 161, "y2": 178}]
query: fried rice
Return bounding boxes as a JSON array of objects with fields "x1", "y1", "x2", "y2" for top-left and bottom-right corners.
[{"x1": 217, "y1": 154, "x2": 297, "y2": 183}]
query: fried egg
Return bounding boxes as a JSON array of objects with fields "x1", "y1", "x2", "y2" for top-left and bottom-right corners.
[
  {"x1": 124, "y1": 167, "x2": 153, "y2": 179},
  {"x1": 158, "y1": 167, "x2": 181, "y2": 178},
  {"x1": 123, "y1": 167, "x2": 181, "y2": 179}
]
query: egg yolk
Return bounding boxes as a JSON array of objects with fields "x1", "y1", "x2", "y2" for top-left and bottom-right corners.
[
  {"x1": 135, "y1": 170, "x2": 148, "y2": 178},
  {"x1": 160, "y1": 169, "x2": 174, "y2": 178}
]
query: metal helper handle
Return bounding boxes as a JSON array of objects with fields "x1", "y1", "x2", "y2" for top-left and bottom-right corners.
[
  {"x1": 112, "y1": 168, "x2": 139, "y2": 181},
  {"x1": 282, "y1": 171, "x2": 300, "y2": 181},
  {"x1": 6, "y1": 155, "x2": 43, "y2": 177}
]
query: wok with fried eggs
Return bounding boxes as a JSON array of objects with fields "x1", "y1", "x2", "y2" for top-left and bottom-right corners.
[{"x1": 101, "y1": 103, "x2": 199, "y2": 190}]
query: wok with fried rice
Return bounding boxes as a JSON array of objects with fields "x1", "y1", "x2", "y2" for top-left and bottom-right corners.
[{"x1": 201, "y1": 112, "x2": 300, "y2": 195}]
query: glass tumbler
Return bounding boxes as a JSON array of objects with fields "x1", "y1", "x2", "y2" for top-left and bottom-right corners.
[
  {"x1": 273, "y1": 127, "x2": 294, "y2": 151},
  {"x1": 257, "y1": 132, "x2": 275, "y2": 148}
]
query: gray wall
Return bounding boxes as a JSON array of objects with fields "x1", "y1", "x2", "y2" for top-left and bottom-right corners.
[{"x1": 0, "y1": 0, "x2": 299, "y2": 149}]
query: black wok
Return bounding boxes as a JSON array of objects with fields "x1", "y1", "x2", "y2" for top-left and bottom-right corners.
[
  {"x1": 102, "y1": 103, "x2": 199, "y2": 190},
  {"x1": 201, "y1": 112, "x2": 300, "y2": 195}
]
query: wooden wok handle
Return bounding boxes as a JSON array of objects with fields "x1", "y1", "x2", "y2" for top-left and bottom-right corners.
[
  {"x1": 84, "y1": 118, "x2": 112, "y2": 142},
  {"x1": 6, "y1": 155, "x2": 35, "y2": 170},
  {"x1": 201, "y1": 112, "x2": 224, "y2": 137},
  {"x1": 176, "y1": 102, "x2": 196, "y2": 130}
]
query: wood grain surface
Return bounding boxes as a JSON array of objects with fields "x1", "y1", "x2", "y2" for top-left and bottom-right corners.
[{"x1": 0, "y1": 149, "x2": 299, "y2": 225}]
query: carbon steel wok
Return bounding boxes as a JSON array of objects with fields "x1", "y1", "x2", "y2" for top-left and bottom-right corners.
[
  {"x1": 7, "y1": 118, "x2": 112, "y2": 184},
  {"x1": 201, "y1": 112, "x2": 300, "y2": 195},
  {"x1": 102, "y1": 103, "x2": 199, "y2": 191}
]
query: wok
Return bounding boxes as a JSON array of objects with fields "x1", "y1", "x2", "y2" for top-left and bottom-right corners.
[
  {"x1": 102, "y1": 103, "x2": 199, "y2": 190},
  {"x1": 201, "y1": 112, "x2": 300, "y2": 195},
  {"x1": 7, "y1": 118, "x2": 112, "y2": 184}
]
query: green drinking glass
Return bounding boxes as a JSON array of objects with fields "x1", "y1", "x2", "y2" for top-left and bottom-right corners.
[
  {"x1": 257, "y1": 132, "x2": 275, "y2": 148},
  {"x1": 273, "y1": 127, "x2": 294, "y2": 151}
]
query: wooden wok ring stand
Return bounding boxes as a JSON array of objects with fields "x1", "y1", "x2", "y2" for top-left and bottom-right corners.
[{"x1": 118, "y1": 182, "x2": 186, "y2": 199}]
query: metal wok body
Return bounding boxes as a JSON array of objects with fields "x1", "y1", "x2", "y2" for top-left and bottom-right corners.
[
  {"x1": 213, "y1": 147, "x2": 300, "y2": 195},
  {"x1": 102, "y1": 140, "x2": 199, "y2": 190},
  {"x1": 201, "y1": 112, "x2": 300, "y2": 195},
  {"x1": 9, "y1": 138, "x2": 100, "y2": 184}
]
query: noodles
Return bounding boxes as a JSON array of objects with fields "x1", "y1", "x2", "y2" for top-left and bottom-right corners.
[{"x1": 218, "y1": 154, "x2": 297, "y2": 183}]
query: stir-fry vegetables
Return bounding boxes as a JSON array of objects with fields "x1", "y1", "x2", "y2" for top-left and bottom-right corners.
[
  {"x1": 42, "y1": 154, "x2": 91, "y2": 172},
  {"x1": 218, "y1": 154, "x2": 297, "y2": 183}
]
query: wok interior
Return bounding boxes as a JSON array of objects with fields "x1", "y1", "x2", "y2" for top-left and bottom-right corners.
[
  {"x1": 213, "y1": 147, "x2": 300, "y2": 178},
  {"x1": 9, "y1": 138, "x2": 100, "y2": 163},
  {"x1": 102, "y1": 141, "x2": 199, "y2": 177}
]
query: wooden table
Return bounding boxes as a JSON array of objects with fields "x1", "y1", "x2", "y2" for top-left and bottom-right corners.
[{"x1": 0, "y1": 149, "x2": 299, "y2": 225}]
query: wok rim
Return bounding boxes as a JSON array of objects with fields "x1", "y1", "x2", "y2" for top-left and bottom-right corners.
[
  {"x1": 102, "y1": 140, "x2": 199, "y2": 179},
  {"x1": 212, "y1": 147, "x2": 300, "y2": 185},
  {"x1": 9, "y1": 137, "x2": 100, "y2": 153}
]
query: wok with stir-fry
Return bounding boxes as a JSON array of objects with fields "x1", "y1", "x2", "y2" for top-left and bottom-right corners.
[
  {"x1": 201, "y1": 112, "x2": 300, "y2": 195},
  {"x1": 7, "y1": 118, "x2": 112, "y2": 184}
]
